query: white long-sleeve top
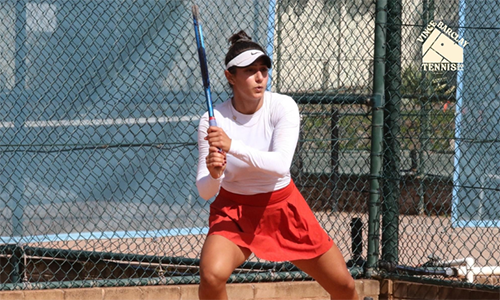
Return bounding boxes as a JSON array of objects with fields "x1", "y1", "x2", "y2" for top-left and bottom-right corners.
[{"x1": 196, "y1": 91, "x2": 300, "y2": 200}]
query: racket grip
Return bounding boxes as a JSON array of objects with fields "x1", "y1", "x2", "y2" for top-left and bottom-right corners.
[
  {"x1": 209, "y1": 117, "x2": 217, "y2": 127},
  {"x1": 208, "y1": 117, "x2": 223, "y2": 153}
]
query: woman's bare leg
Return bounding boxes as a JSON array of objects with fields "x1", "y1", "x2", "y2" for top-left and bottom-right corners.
[
  {"x1": 198, "y1": 235, "x2": 251, "y2": 300},
  {"x1": 291, "y1": 244, "x2": 359, "y2": 300}
]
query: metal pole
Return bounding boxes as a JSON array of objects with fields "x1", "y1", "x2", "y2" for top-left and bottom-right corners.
[
  {"x1": 382, "y1": 0, "x2": 402, "y2": 264},
  {"x1": 9, "y1": 0, "x2": 27, "y2": 239},
  {"x1": 274, "y1": 2, "x2": 284, "y2": 93},
  {"x1": 9, "y1": 245, "x2": 22, "y2": 284},
  {"x1": 366, "y1": 0, "x2": 387, "y2": 278},
  {"x1": 265, "y1": 0, "x2": 277, "y2": 91},
  {"x1": 418, "y1": 0, "x2": 435, "y2": 215},
  {"x1": 331, "y1": 106, "x2": 339, "y2": 210},
  {"x1": 346, "y1": 217, "x2": 365, "y2": 267}
]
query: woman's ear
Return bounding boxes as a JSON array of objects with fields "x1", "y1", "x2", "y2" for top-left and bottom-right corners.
[{"x1": 224, "y1": 69, "x2": 235, "y2": 85}]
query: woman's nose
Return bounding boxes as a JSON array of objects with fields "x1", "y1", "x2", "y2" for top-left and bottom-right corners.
[{"x1": 255, "y1": 71, "x2": 263, "y2": 81}]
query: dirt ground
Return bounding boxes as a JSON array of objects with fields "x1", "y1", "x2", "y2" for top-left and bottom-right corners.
[{"x1": 30, "y1": 211, "x2": 499, "y2": 286}]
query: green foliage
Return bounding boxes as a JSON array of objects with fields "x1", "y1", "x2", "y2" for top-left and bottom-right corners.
[
  {"x1": 301, "y1": 114, "x2": 331, "y2": 149},
  {"x1": 338, "y1": 114, "x2": 371, "y2": 151},
  {"x1": 400, "y1": 109, "x2": 455, "y2": 152},
  {"x1": 401, "y1": 63, "x2": 456, "y2": 99},
  {"x1": 301, "y1": 106, "x2": 455, "y2": 153}
]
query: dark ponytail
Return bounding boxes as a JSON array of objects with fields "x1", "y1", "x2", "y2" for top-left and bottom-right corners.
[{"x1": 228, "y1": 30, "x2": 253, "y2": 45}]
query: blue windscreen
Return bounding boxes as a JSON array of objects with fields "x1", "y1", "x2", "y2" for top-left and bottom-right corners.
[
  {"x1": 453, "y1": 0, "x2": 500, "y2": 227},
  {"x1": 0, "y1": 0, "x2": 274, "y2": 242}
]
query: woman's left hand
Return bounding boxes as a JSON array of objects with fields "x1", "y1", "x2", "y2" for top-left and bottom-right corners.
[
  {"x1": 205, "y1": 146, "x2": 226, "y2": 179},
  {"x1": 204, "y1": 126, "x2": 232, "y2": 153}
]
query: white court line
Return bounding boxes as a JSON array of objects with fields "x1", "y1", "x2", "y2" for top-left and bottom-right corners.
[
  {"x1": 25, "y1": 115, "x2": 198, "y2": 127},
  {"x1": 0, "y1": 116, "x2": 199, "y2": 129},
  {"x1": 0, "y1": 227, "x2": 209, "y2": 244},
  {"x1": 2, "y1": 114, "x2": 307, "y2": 128},
  {"x1": 0, "y1": 122, "x2": 15, "y2": 128}
]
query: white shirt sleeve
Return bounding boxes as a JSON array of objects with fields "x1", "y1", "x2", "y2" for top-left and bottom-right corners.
[
  {"x1": 195, "y1": 113, "x2": 223, "y2": 200},
  {"x1": 228, "y1": 98, "x2": 299, "y2": 177}
]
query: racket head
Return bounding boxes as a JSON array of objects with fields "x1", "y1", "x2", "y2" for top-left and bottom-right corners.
[{"x1": 191, "y1": 5, "x2": 216, "y2": 121}]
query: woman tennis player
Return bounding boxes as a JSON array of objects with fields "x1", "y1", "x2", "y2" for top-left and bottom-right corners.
[{"x1": 196, "y1": 30, "x2": 358, "y2": 300}]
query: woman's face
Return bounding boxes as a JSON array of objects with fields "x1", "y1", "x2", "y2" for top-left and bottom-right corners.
[{"x1": 226, "y1": 57, "x2": 269, "y2": 102}]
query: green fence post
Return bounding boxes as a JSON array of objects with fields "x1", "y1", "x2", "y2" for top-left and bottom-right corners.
[
  {"x1": 382, "y1": 0, "x2": 402, "y2": 264},
  {"x1": 366, "y1": 0, "x2": 387, "y2": 278}
]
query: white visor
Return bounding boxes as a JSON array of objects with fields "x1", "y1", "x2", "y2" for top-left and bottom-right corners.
[{"x1": 226, "y1": 50, "x2": 271, "y2": 70}]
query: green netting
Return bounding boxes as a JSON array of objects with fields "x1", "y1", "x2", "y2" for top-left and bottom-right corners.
[{"x1": 0, "y1": 0, "x2": 498, "y2": 290}]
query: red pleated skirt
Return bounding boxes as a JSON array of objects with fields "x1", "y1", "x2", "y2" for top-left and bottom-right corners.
[{"x1": 208, "y1": 180, "x2": 333, "y2": 262}]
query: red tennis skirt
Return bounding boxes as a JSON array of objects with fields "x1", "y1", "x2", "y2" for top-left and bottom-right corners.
[{"x1": 208, "y1": 180, "x2": 333, "y2": 262}]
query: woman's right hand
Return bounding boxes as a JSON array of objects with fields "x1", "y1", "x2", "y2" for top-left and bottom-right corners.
[{"x1": 205, "y1": 146, "x2": 226, "y2": 179}]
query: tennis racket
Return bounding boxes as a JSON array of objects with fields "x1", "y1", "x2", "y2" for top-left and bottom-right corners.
[{"x1": 192, "y1": 5, "x2": 217, "y2": 127}]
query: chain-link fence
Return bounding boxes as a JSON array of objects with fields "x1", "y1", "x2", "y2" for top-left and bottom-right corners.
[
  {"x1": 378, "y1": 0, "x2": 500, "y2": 288},
  {"x1": 0, "y1": 0, "x2": 498, "y2": 291}
]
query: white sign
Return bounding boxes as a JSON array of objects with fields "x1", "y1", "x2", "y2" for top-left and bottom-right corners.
[{"x1": 417, "y1": 21, "x2": 469, "y2": 71}]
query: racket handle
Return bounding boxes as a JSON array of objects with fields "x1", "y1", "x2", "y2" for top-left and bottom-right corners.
[
  {"x1": 209, "y1": 117, "x2": 217, "y2": 127},
  {"x1": 208, "y1": 117, "x2": 223, "y2": 153}
]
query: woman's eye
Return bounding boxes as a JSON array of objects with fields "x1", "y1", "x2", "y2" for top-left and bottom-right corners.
[{"x1": 243, "y1": 66, "x2": 267, "y2": 75}]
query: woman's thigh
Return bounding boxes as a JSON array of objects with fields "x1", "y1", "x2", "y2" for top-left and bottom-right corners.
[
  {"x1": 290, "y1": 244, "x2": 355, "y2": 295},
  {"x1": 199, "y1": 234, "x2": 252, "y2": 281}
]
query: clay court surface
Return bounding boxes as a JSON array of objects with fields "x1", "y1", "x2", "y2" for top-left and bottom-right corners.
[{"x1": 33, "y1": 212, "x2": 499, "y2": 275}]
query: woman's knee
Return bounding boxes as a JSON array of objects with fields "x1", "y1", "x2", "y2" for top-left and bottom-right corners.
[
  {"x1": 339, "y1": 275, "x2": 356, "y2": 292},
  {"x1": 326, "y1": 274, "x2": 357, "y2": 298},
  {"x1": 199, "y1": 263, "x2": 231, "y2": 288},
  {"x1": 198, "y1": 235, "x2": 250, "y2": 290}
]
